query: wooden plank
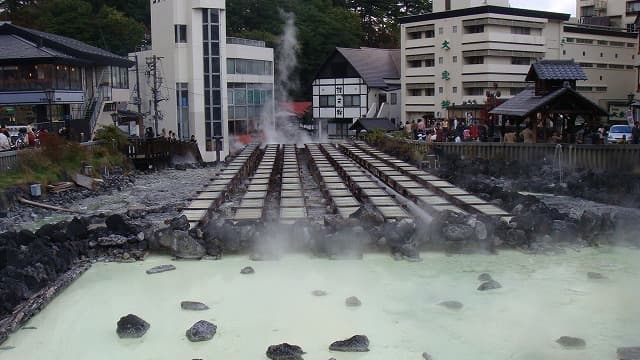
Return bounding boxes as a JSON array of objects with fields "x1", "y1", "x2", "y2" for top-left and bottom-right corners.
[
  {"x1": 369, "y1": 197, "x2": 397, "y2": 207},
  {"x1": 333, "y1": 197, "x2": 360, "y2": 207},
  {"x1": 282, "y1": 183, "x2": 302, "y2": 191},
  {"x1": 328, "y1": 189, "x2": 353, "y2": 198},
  {"x1": 248, "y1": 184, "x2": 269, "y2": 192},
  {"x1": 431, "y1": 205, "x2": 467, "y2": 214},
  {"x1": 455, "y1": 195, "x2": 487, "y2": 205},
  {"x1": 281, "y1": 197, "x2": 305, "y2": 207},
  {"x1": 377, "y1": 206, "x2": 409, "y2": 219},
  {"x1": 281, "y1": 190, "x2": 304, "y2": 198},
  {"x1": 280, "y1": 207, "x2": 307, "y2": 220},
  {"x1": 472, "y1": 204, "x2": 510, "y2": 216},
  {"x1": 417, "y1": 196, "x2": 450, "y2": 205},
  {"x1": 244, "y1": 191, "x2": 267, "y2": 199},
  {"x1": 406, "y1": 188, "x2": 436, "y2": 197},
  {"x1": 337, "y1": 206, "x2": 360, "y2": 218},
  {"x1": 239, "y1": 199, "x2": 265, "y2": 208},
  {"x1": 233, "y1": 208, "x2": 263, "y2": 221},
  {"x1": 355, "y1": 182, "x2": 380, "y2": 189},
  {"x1": 440, "y1": 187, "x2": 470, "y2": 196},
  {"x1": 361, "y1": 188, "x2": 389, "y2": 197},
  {"x1": 428, "y1": 181, "x2": 455, "y2": 188},
  {"x1": 186, "y1": 200, "x2": 215, "y2": 210},
  {"x1": 195, "y1": 191, "x2": 222, "y2": 200}
]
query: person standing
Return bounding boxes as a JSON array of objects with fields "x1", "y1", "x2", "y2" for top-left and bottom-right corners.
[
  {"x1": 632, "y1": 122, "x2": 640, "y2": 144},
  {"x1": 520, "y1": 123, "x2": 535, "y2": 144},
  {"x1": 0, "y1": 130, "x2": 10, "y2": 150}
]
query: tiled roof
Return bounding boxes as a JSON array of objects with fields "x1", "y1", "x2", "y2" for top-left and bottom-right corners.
[
  {"x1": 280, "y1": 102, "x2": 312, "y2": 116},
  {"x1": 337, "y1": 47, "x2": 400, "y2": 89},
  {"x1": 0, "y1": 23, "x2": 133, "y2": 67},
  {"x1": 0, "y1": 34, "x2": 80, "y2": 62},
  {"x1": 526, "y1": 60, "x2": 588, "y2": 81},
  {"x1": 349, "y1": 118, "x2": 397, "y2": 132},
  {"x1": 490, "y1": 86, "x2": 606, "y2": 118}
]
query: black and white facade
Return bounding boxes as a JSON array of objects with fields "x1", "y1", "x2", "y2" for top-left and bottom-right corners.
[{"x1": 312, "y1": 47, "x2": 401, "y2": 138}]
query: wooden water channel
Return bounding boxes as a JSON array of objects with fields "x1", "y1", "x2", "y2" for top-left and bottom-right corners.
[{"x1": 179, "y1": 141, "x2": 511, "y2": 230}]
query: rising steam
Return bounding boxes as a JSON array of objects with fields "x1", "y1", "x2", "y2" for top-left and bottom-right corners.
[{"x1": 261, "y1": 10, "x2": 313, "y2": 145}]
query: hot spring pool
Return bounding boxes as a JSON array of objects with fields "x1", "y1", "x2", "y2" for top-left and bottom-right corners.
[{"x1": 2, "y1": 247, "x2": 639, "y2": 359}]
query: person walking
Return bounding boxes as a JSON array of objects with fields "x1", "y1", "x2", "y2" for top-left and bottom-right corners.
[{"x1": 0, "y1": 130, "x2": 10, "y2": 151}]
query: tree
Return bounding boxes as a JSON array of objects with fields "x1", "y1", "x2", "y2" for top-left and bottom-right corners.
[
  {"x1": 0, "y1": 0, "x2": 37, "y2": 20},
  {"x1": 95, "y1": 5, "x2": 145, "y2": 55}
]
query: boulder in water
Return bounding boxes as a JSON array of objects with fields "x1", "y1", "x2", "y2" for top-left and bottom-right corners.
[
  {"x1": 266, "y1": 343, "x2": 305, "y2": 360},
  {"x1": 329, "y1": 335, "x2": 370, "y2": 352},
  {"x1": 587, "y1": 272, "x2": 606, "y2": 280},
  {"x1": 617, "y1": 347, "x2": 640, "y2": 359},
  {"x1": 478, "y1": 273, "x2": 493, "y2": 282},
  {"x1": 422, "y1": 352, "x2": 433, "y2": 360},
  {"x1": 438, "y1": 300, "x2": 463, "y2": 310},
  {"x1": 312, "y1": 290, "x2": 328, "y2": 297},
  {"x1": 478, "y1": 280, "x2": 502, "y2": 291},
  {"x1": 240, "y1": 266, "x2": 255, "y2": 274},
  {"x1": 185, "y1": 320, "x2": 216, "y2": 342},
  {"x1": 556, "y1": 336, "x2": 586, "y2": 348},
  {"x1": 171, "y1": 231, "x2": 206, "y2": 259},
  {"x1": 345, "y1": 296, "x2": 361, "y2": 307},
  {"x1": 146, "y1": 265, "x2": 176, "y2": 275},
  {"x1": 181, "y1": 301, "x2": 209, "y2": 311},
  {"x1": 116, "y1": 314, "x2": 150, "y2": 338}
]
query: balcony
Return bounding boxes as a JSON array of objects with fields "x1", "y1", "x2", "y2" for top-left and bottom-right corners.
[
  {"x1": 627, "y1": 1, "x2": 640, "y2": 15},
  {"x1": 406, "y1": 67, "x2": 436, "y2": 78},
  {"x1": 462, "y1": 32, "x2": 546, "y2": 47},
  {"x1": 406, "y1": 37, "x2": 436, "y2": 49}
]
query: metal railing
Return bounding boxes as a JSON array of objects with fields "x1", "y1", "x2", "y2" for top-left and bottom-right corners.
[
  {"x1": 0, "y1": 140, "x2": 106, "y2": 174},
  {"x1": 226, "y1": 37, "x2": 266, "y2": 48},
  {"x1": 426, "y1": 142, "x2": 640, "y2": 171}
]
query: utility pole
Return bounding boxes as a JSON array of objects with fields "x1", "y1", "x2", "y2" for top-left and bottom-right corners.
[
  {"x1": 145, "y1": 55, "x2": 164, "y2": 136},
  {"x1": 135, "y1": 54, "x2": 141, "y2": 114}
]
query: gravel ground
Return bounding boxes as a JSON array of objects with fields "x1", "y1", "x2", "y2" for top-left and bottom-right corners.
[{"x1": 0, "y1": 166, "x2": 218, "y2": 232}]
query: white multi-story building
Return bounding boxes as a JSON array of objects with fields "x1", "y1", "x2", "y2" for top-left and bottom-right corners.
[
  {"x1": 312, "y1": 47, "x2": 401, "y2": 138},
  {"x1": 577, "y1": 0, "x2": 640, "y2": 31},
  {"x1": 131, "y1": 0, "x2": 274, "y2": 161},
  {"x1": 400, "y1": 0, "x2": 638, "y2": 125}
]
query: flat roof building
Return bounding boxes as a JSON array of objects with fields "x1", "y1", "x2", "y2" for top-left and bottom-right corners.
[
  {"x1": 400, "y1": 0, "x2": 638, "y2": 125},
  {"x1": 130, "y1": 0, "x2": 274, "y2": 161},
  {"x1": 577, "y1": 0, "x2": 639, "y2": 31}
]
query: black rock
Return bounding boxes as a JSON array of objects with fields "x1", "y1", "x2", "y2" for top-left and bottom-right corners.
[
  {"x1": 16, "y1": 229, "x2": 37, "y2": 246},
  {"x1": 478, "y1": 280, "x2": 502, "y2": 291},
  {"x1": 170, "y1": 215, "x2": 190, "y2": 231},
  {"x1": 345, "y1": 296, "x2": 361, "y2": 307},
  {"x1": 146, "y1": 265, "x2": 176, "y2": 275},
  {"x1": 172, "y1": 231, "x2": 206, "y2": 259},
  {"x1": 116, "y1": 314, "x2": 150, "y2": 338},
  {"x1": 349, "y1": 204, "x2": 384, "y2": 225},
  {"x1": 438, "y1": 300, "x2": 463, "y2": 310},
  {"x1": 181, "y1": 301, "x2": 209, "y2": 311},
  {"x1": 329, "y1": 335, "x2": 370, "y2": 352},
  {"x1": 66, "y1": 217, "x2": 88, "y2": 240},
  {"x1": 442, "y1": 224, "x2": 474, "y2": 242},
  {"x1": 617, "y1": 347, "x2": 640, "y2": 360},
  {"x1": 506, "y1": 229, "x2": 528, "y2": 247},
  {"x1": 422, "y1": 352, "x2": 433, "y2": 360},
  {"x1": 266, "y1": 343, "x2": 305, "y2": 360},
  {"x1": 312, "y1": 290, "x2": 328, "y2": 297},
  {"x1": 587, "y1": 272, "x2": 606, "y2": 280},
  {"x1": 478, "y1": 273, "x2": 493, "y2": 282},
  {"x1": 175, "y1": 164, "x2": 188, "y2": 171},
  {"x1": 185, "y1": 320, "x2": 216, "y2": 342},
  {"x1": 97, "y1": 234, "x2": 129, "y2": 247},
  {"x1": 556, "y1": 336, "x2": 586, "y2": 348},
  {"x1": 106, "y1": 214, "x2": 136, "y2": 235},
  {"x1": 240, "y1": 266, "x2": 255, "y2": 274}
]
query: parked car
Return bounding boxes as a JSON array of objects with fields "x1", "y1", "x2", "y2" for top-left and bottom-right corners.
[{"x1": 607, "y1": 125, "x2": 633, "y2": 144}]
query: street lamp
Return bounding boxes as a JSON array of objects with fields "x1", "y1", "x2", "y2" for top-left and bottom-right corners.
[{"x1": 44, "y1": 88, "x2": 55, "y2": 131}]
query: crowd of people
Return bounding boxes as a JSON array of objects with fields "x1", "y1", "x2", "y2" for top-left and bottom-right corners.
[
  {"x1": 401, "y1": 118, "x2": 640, "y2": 145},
  {"x1": 0, "y1": 124, "x2": 47, "y2": 151},
  {"x1": 143, "y1": 127, "x2": 197, "y2": 144}
]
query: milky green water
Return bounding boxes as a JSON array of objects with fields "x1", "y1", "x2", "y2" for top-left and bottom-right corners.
[{"x1": 2, "y1": 247, "x2": 640, "y2": 360}]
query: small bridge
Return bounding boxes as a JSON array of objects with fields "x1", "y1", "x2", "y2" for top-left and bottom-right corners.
[{"x1": 127, "y1": 139, "x2": 203, "y2": 170}]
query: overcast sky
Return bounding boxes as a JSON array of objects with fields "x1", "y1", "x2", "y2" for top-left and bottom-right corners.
[{"x1": 509, "y1": 0, "x2": 576, "y2": 17}]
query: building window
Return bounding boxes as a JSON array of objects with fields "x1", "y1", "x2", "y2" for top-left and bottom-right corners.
[
  {"x1": 227, "y1": 59, "x2": 273, "y2": 75},
  {"x1": 576, "y1": 86, "x2": 592, "y2": 92},
  {"x1": 425, "y1": 58, "x2": 435, "y2": 67},
  {"x1": 452, "y1": 56, "x2": 458, "y2": 63},
  {"x1": 452, "y1": 86, "x2": 457, "y2": 94},
  {"x1": 227, "y1": 82, "x2": 273, "y2": 136},
  {"x1": 110, "y1": 66, "x2": 129, "y2": 89},
  {"x1": 615, "y1": 53, "x2": 618, "y2": 58},
  {"x1": 425, "y1": 30, "x2": 435, "y2": 38},
  {"x1": 627, "y1": 23, "x2": 636, "y2": 32},
  {"x1": 176, "y1": 83, "x2": 189, "y2": 140},
  {"x1": 465, "y1": 88, "x2": 484, "y2": 96},
  {"x1": 610, "y1": 41, "x2": 625, "y2": 47},
  {"x1": 409, "y1": 89, "x2": 422, "y2": 96},
  {"x1": 563, "y1": 50, "x2": 566, "y2": 55},
  {"x1": 511, "y1": 26, "x2": 531, "y2": 35},
  {"x1": 465, "y1": 25, "x2": 484, "y2": 34},
  {"x1": 390, "y1": 93, "x2": 397, "y2": 105},
  {"x1": 600, "y1": 76, "x2": 603, "y2": 80},
  {"x1": 597, "y1": 40, "x2": 608, "y2": 45},
  {"x1": 578, "y1": 63, "x2": 594, "y2": 68},
  {"x1": 409, "y1": 32, "x2": 422, "y2": 40},
  {"x1": 576, "y1": 38, "x2": 594, "y2": 44},
  {"x1": 202, "y1": 8, "x2": 222, "y2": 151},
  {"x1": 438, "y1": 57, "x2": 443, "y2": 64},
  {"x1": 600, "y1": 53, "x2": 603, "y2": 57},
  {"x1": 565, "y1": 37, "x2": 575, "y2": 43},
  {"x1": 597, "y1": 63, "x2": 607, "y2": 68},
  {"x1": 175, "y1": 24, "x2": 187, "y2": 43},
  {"x1": 465, "y1": 56, "x2": 484, "y2": 65},
  {"x1": 582, "y1": 51, "x2": 586, "y2": 56},
  {"x1": 438, "y1": 87, "x2": 443, "y2": 94},
  {"x1": 438, "y1": 27, "x2": 443, "y2": 35},
  {"x1": 595, "y1": 86, "x2": 607, "y2": 92},
  {"x1": 408, "y1": 60, "x2": 423, "y2": 68},
  {"x1": 452, "y1": 25, "x2": 457, "y2": 33},
  {"x1": 343, "y1": 95, "x2": 361, "y2": 107},
  {"x1": 319, "y1": 95, "x2": 336, "y2": 107},
  {"x1": 425, "y1": 88, "x2": 435, "y2": 96}
]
